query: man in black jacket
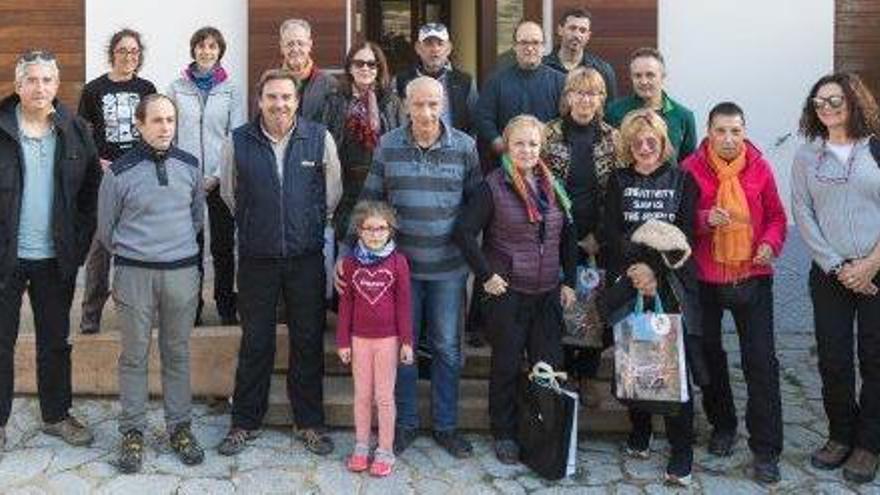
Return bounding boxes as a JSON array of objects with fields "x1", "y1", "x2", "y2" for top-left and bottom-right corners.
[
  {"x1": 542, "y1": 8, "x2": 618, "y2": 101},
  {"x1": 0, "y1": 50, "x2": 102, "y2": 451}
]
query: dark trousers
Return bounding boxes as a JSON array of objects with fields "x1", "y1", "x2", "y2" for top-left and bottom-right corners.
[
  {"x1": 196, "y1": 188, "x2": 237, "y2": 318},
  {"x1": 486, "y1": 287, "x2": 564, "y2": 439},
  {"x1": 699, "y1": 276, "x2": 782, "y2": 458},
  {"x1": 0, "y1": 259, "x2": 76, "y2": 425},
  {"x1": 809, "y1": 263, "x2": 880, "y2": 453},
  {"x1": 231, "y1": 252, "x2": 326, "y2": 430},
  {"x1": 629, "y1": 399, "x2": 694, "y2": 462}
]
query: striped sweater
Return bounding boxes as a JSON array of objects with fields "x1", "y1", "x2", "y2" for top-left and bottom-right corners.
[{"x1": 357, "y1": 124, "x2": 482, "y2": 280}]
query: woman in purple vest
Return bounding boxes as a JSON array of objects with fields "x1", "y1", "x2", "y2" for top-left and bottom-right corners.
[{"x1": 454, "y1": 115, "x2": 577, "y2": 465}]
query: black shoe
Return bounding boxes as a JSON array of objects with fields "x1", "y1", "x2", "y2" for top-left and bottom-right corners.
[
  {"x1": 494, "y1": 438, "x2": 519, "y2": 464},
  {"x1": 170, "y1": 423, "x2": 205, "y2": 466},
  {"x1": 753, "y1": 457, "x2": 781, "y2": 484},
  {"x1": 118, "y1": 430, "x2": 145, "y2": 474},
  {"x1": 220, "y1": 314, "x2": 239, "y2": 326},
  {"x1": 294, "y1": 426, "x2": 334, "y2": 456},
  {"x1": 393, "y1": 426, "x2": 418, "y2": 455},
  {"x1": 433, "y1": 430, "x2": 473, "y2": 459},
  {"x1": 217, "y1": 427, "x2": 259, "y2": 456},
  {"x1": 708, "y1": 429, "x2": 736, "y2": 457},
  {"x1": 80, "y1": 326, "x2": 99, "y2": 335}
]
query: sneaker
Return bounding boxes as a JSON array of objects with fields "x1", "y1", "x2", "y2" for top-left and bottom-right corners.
[
  {"x1": 708, "y1": 429, "x2": 736, "y2": 457},
  {"x1": 118, "y1": 430, "x2": 145, "y2": 474},
  {"x1": 432, "y1": 430, "x2": 473, "y2": 459},
  {"x1": 664, "y1": 471, "x2": 692, "y2": 487},
  {"x1": 811, "y1": 440, "x2": 851, "y2": 470},
  {"x1": 370, "y1": 449, "x2": 395, "y2": 477},
  {"x1": 347, "y1": 443, "x2": 369, "y2": 472},
  {"x1": 170, "y1": 423, "x2": 204, "y2": 466},
  {"x1": 393, "y1": 426, "x2": 418, "y2": 455},
  {"x1": 42, "y1": 415, "x2": 94, "y2": 447},
  {"x1": 624, "y1": 432, "x2": 651, "y2": 459},
  {"x1": 494, "y1": 438, "x2": 520, "y2": 465},
  {"x1": 217, "y1": 427, "x2": 260, "y2": 456},
  {"x1": 753, "y1": 456, "x2": 781, "y2": 484},
  {"x1": 294, "y1": 426, "x2": 334, "y2": 456},
  {"x1": 665, "y1": 449, "x2": 692, "y2": 487},
  {"x1": 842, "y1": 447, "x2": 878, "y2": 484}
]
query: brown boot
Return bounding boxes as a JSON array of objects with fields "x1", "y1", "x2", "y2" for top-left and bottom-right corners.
[
  {"x1": 810, "y1": 440, "x2": 851, "y2": 470},
  {"x1": 842, "y1": 448, "x2": 878, "y2": 484}
]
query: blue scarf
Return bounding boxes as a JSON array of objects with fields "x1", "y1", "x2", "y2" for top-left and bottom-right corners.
[
  {"x1": 185, "y1": 63, "x2": 228, "y2": 96},
  {"x1": 353, "y1": 239, "x2": 396, "y2": 266}
]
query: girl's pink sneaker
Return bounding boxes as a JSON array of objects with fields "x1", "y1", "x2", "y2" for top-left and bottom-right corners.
[
  {"x1": 369, "y1": 459, "x2": 394, "y2": 477},
  {"x1": 347, "y1": 453, "x2": 369, "y2": 472}
]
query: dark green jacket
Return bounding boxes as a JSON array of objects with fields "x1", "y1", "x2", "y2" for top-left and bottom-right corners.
[{"x1": 605, "y1": 92, "x2": 697, "y2": 163}]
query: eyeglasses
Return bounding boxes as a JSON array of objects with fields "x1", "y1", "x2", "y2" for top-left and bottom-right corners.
[
  {"x1": 812, "y1": 95, "x2": 846, "y2": 110},
  {"x1": 359, "y1": 225, "x2": 390, "y2": 234},
  {"x1": 569, "y1": 90, "x2": 604, "y2": 100},
  {"x1": 631, "y1": 136, "x2": 661, "y2": 152},
  {"x1": 18, "y1": 50, "x2": 56, "y2": 63},
  {"x1": 114, "y1": 48, "x2": 141, "y2": 57},
  {"x1": 282, "y1": 39, "x2": 310, "y2": 50},
  {"x1": 515, "y1": 40, "x2": 543, "y2": 48},
  {"x1": 351, "y1": 59, "x2": 378, "y2": 70}
]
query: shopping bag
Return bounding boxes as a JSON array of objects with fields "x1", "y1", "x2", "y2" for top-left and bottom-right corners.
[
  {"x1": 613, "y1": 296, "x2": 689, "y2": 410},
  {"x1": 562, "y1": 257, "x2": 605, "y2": 348},
  {"x1": 517, "y1": 362, "x2": 579, "y2": 480}
]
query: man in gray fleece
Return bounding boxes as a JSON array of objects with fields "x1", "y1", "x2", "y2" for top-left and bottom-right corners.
[{"x1": 97, "y1": 94, "x2": 205, "y2": 473}]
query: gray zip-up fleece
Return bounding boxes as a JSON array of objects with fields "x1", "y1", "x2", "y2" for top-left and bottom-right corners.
[{"x1": 97, "y1": 143, "x2": 204, "y2": 268}]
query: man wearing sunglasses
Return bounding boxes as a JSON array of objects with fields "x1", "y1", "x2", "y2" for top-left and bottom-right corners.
[
  {"x1": 0, "y1": 50, "x2": 102, "y2": 450},
  {"x1": 606, "y1": 47, "x2": 697, "y2": 164},
  {"x1": 393, "y1": 23, "x2": 478, "y2": 135}
]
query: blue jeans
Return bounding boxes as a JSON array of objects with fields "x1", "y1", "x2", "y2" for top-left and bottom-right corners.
[{"x1": 395, "y1": 276, "x2": 465, "y2": 431}]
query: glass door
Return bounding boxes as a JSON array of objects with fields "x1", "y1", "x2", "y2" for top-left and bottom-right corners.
[{"x1": 367, "y1": 0, "x2": 450, "y2": 75}]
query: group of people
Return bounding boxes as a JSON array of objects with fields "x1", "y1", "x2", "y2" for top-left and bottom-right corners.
[{"x1": 1, "y1": 6, "x2": 879, "y2": 488}]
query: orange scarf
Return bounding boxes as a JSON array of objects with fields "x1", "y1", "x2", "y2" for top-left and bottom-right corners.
[{"x1": 708, "y1": 146, "x2": 752, "y2": 281}]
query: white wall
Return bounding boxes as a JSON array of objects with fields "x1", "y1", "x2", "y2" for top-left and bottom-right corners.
[
  {"x1": 658, "y1": 0, "x2": 834, "y2": 217},
  {"x1": 86, "y1": 0, "x2": 248, "y2": 102}
]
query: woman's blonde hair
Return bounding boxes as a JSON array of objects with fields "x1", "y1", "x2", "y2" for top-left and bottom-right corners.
[
  {"x1": 349, "y1": 200, "x2": 399, "y2": 236},
  {"x1": 615, "y1": 108, "x2": 674, "y2": 165},
  {"x1": 502, "y1": 114, "x2": 547, "y2": 147},
  {"x1": 559, "y1": 67, "x2": 607, "y2": 118}
]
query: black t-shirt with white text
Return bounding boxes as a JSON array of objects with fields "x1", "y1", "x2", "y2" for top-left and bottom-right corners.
[{"x1": 78, "y1": 74, "x2": 156, "y2": 161}]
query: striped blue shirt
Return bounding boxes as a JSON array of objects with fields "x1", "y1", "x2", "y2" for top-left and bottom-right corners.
[
  {"x1": 359, "y1": 124, "x2": 482, "y2": 280},
  {"x1": 16, "y1": 105, "x2": 56, "y2": 259}
]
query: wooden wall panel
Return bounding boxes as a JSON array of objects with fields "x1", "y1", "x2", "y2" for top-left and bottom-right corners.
[
  {"x1": 835, "y1": 0, "x2": 880, "y2": 97},
  {"x1": 249, "y1": 0, "x2": 348, "y2": 102},
  {"x1": 0, "y1": 0, "x2": 85, "y2": 109},
  {"x1": 553, "y1": 0, "x2": 658, "y2": 96}
]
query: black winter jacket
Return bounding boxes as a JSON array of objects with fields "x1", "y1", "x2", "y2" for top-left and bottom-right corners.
[{"x1": 0, "y1": 95, "x2": 101, "y2": 279}]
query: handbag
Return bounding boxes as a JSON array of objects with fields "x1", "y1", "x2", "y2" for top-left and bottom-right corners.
[
  {"x1": 517, "y1": 362, "x2": 579, "y2": 480},
  {"x1": 613, "y1": 296, "x2": 689, "y2": 413},
  {"x1": 562, "y1": 256, "x2": 605, "y2": 348}
]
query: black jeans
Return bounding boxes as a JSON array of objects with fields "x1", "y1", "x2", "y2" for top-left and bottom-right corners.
[
  {"x1": 809, "y1": 263, "x2": 880, "y2": 453},
  {"x1": 629, "y1": 399, "x2": 694, "y2": 463},
  {"x1": 0, "y1": 259, "x2": 76, "y2": 425},
  {"x1": 231, "y1": 252, "x2": 326, "y2": 430},
  {"x1": 699, "y1": 276, "x2": 782, "y2": 459},
  {"x1": 196, "y1": 188, "x2": 237, "y2": 318},
  {"x1": 486, "y1": 287, "x2": 564, "y2": 439}
]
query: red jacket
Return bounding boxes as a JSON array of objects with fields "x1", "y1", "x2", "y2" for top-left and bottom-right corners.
[{"x1": 682, "y1": 139, "x2": 787, "y2": 284}]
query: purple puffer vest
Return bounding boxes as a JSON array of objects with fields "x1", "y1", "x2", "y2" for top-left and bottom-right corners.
[{"x1": 484, "y1": 168, "x2": 565, "y2": 294}]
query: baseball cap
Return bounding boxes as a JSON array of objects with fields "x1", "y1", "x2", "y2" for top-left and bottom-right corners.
[{"x1": 418, "y1": 23, "x2": 449, "y2": 42}]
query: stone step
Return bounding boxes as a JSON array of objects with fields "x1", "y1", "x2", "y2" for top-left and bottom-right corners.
[{"x1": 263, "y1": 374, "x2": 632, "y2": 433}]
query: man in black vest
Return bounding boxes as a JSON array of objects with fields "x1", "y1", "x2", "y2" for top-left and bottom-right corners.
[
  {"x1": 393, "y1": 23, "x2": 477, "y2": 134},
  {"x1": 216, "y1": 69, "x2": 342, "y2": 457}
]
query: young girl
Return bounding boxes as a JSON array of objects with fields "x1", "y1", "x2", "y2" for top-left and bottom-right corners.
[{"x1": 337, "y1": 200, "x2": 414, "y2": 477}]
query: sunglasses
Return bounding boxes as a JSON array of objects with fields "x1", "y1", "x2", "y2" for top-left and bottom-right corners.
[
  {"x1": 812, "y1": 95, "x2": 846, "y2": 110},
  {"x1": 351, "y1": 59, "x2": 378, "y2": 70},
  {"x1": 631, "y1": 136, "x2": 661, "y2": 152},
  {"x1": 18, "y1": 50, "x2": 56, "y2": 63}
]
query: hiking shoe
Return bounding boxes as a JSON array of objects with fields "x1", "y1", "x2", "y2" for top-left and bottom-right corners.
[
  {"x1": 708, "y1": 429, "x2": 736, "y2": 457},
  {"x1": 170, "y1": 423, "x2": 204, "y2": 466},
  {"x1": 393, "y1": 426, "x2": 418, "y2": 455},
  {"x1": 842, "y1": 448, "x2": 878, "y2": 484},
  {"x1": 624, "y1": 432, "x2": 651, "y2": 459},
  {"x1": 811, "y1": 440, "x2": 851, "y2": 470},
  {"x1": 494, "y1": 438, "x2": 520, "y2": 465},
  {"x1": 370, "y1": 449, "x2": 395, "y2": 477},
  {"x1": 294, "y1": 427, "x2": 334, "y2": 456},
  {"x1": 433, "y1": 430, "x2": 473, "y2": 459},
  {"x1": 753, "y1": 456, "x2": 781, "y2": 484},
  {"x1": 217, "y1": 427, "x2": 259, "y2": 456},
  {"x1": 42, "y1": 415, "x2": 94, "y2": 447},
  {"x1": 118, "y1": 430, "x2": 145, "y2": 474},
  {"x1": 347, "y1": 443, "x2": 370, "y2": 472}
]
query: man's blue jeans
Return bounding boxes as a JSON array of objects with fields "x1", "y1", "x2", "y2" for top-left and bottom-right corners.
[{"x1": 395, "y1": 276, "x2": 465, "y2": 432}]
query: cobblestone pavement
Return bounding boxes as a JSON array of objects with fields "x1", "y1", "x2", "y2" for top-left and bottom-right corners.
[{"x1": 0, "y1": 330, "x2": 876, "y2": 494}]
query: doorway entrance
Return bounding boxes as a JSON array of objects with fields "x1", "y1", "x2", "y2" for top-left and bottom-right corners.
[{"x1": 366, "y1": 0, "x2": 451, "y2": 76}]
